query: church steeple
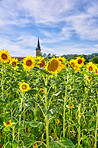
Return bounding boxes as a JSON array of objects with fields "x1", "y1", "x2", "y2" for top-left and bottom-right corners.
[
  {"x1": 36, "y1": 38, "x2": 41, "y2": 56},
  {"x1": 37, "y1": 38, "x2": 41, "y2": 49}
]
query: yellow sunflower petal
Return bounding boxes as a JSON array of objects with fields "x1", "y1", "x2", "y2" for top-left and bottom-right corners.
[
  {"x1": 20, "y1": 82, "x2": 30, "y2": 92},
  {"x1": 76, "y1": 57, "x2": 85, "y2": 67},
  {"x1": 9, "y1": 58, "x2": 18, "y2": 70},
  {"x1": 23, "y1": 56, "x2": 35, "y2": 70},
  {"x1": 87, "y1": 76, "x2": 92, "y2": 81},
  {"x1": 0, "y1": 49, "x2": 11, "y2": 63},
  {"x1": 70, "y1": 59, "x2": 77, "y2": 68},
  {"x1": 3, "y1": 120, "x2": 11, "y2": 127},
  {"x1": 38, "y1": 58, "x2": 46, "y2": 68},
  {"x1": 87, "y1": 62, "x2": 96, "y2": 72}
]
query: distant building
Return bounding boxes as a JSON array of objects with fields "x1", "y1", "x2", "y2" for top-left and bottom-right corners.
[
  {"x1": 12, "y1": 38, "x2": 41, "y2": 60},
  {"x1": 12, "y1": 57, "x2": 25, "y2": 61},
  {"x1": 35, "y1": 38, "x2": 41, "y2": 56}
]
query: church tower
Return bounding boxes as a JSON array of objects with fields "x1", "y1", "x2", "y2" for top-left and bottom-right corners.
[{"x1": 36, "y1": 38, "x2": 41, "y2": 56}]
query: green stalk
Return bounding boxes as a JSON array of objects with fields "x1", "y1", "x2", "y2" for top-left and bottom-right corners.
[
  {"x1": 34, "y1": 93, "x2": 38, "y2": 121},
  {"x1": 11, "y1": 109, "x2": 15, "y2": 141},
  {"x1": 68, "y1": 103, "x2": 71, "y2": 138},
  {"x1": 83, "y1": 86, "x2": 87, "y2": 113},
  {"x1": 23, "y1": 107, "x2": 26, "y2": 134},
  {"x1": 45, "y1": 76, "x2": 49, "y2": 148},
  {"x1": 1, "y1": 63, "x2": 6, "y2": 123},
  {"x1": 63, "y1": 86, "x2": 67, "y2": 137},
  {"x1": 78, "y1": 103, "x2": 81, "y2": 146},
  {"x1": 12, "y1": 126, "x2": 15, "y2": 141},
  {"x1": 18, "y1": 93, "x2": 23, "y2": 145},
  {"x1": 95, "y1": 106, "x2": 98, "y2": 148},
  {"x1": 1, "y1": 64, "x2": 4, "y2": 101},
  {"x1": 63, "y1": 73, "x2": 68, "y2": 138}
]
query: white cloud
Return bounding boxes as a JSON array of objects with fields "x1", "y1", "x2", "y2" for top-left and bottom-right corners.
[
  {"x1": 50, "y1": 46, "x2": 98, "y2": 56},
  {"x1": 66, "y1": 13, "x2": 98, "y2": 40},
  {"x1": 0, "y1": 0, "x2": 98, "y2": 40},
  {"x1": 0, "y1": 34, "x2": 38, "y2": 57},
  {"x1": 0, "y1": 0, "x2": 98, "y2": 56},
  {"x1": 94, "y1": 44, "x2": 98, "y2": 47},
  {"x1": 20, "y1": 0, "x2": 75, "y2": 24}
]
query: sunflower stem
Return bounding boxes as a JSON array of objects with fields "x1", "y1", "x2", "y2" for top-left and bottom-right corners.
[
  {"x1": 63, "y1": 73, "x2": 68, "y2": 138},
  {"x1": 1, "y1": 63, "x2": 4, "y2": 101},
  {"x1": 18, "y1": 92, "x2": 23, "y2": 146},
  {"x1": 34, "y1": 93, "x2": 38, "y2": 121},
  {"x1": 78, "y1": 103, "x2": 81, "y2": 146},
  {"x1": 1, "y1": 63, "x2": 6, "y2": 123},
  {"x1": 12, "y1": 126, "x2": 15, "y2": 141},
  {"x1": 45, "y1": 75, "x2": 49, "y2": 148},
  {"x1": 95, "y1": 103, "x2": 98, "y2": 148}
]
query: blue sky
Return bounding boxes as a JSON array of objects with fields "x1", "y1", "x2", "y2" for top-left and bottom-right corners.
[{"x1": 0, "y1": 0, "x2": 98, "y2": 57}]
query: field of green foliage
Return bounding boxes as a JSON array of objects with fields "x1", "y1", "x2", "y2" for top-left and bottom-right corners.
[{"x1": 0, "y1": 49, "x2": 98, "y2": 148}]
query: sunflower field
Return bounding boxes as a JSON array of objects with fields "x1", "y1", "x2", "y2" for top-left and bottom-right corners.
[{"x1": 0, "y1": 49, "x2": 98, "y2": 148}]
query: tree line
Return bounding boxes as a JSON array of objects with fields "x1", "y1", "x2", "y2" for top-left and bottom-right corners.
[{"x1": 41, "y1": 53, "x2": 98, "y2": 64}]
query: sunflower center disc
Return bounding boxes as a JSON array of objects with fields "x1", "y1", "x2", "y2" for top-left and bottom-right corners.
[
  {"x1": 48, "y1": 59, "x2": 58, "y2": 72},
  {"x1": 26, "y1": 60, "x2": 32, "y2": 66},
  {"x1": 2, "y1": 54, "x2": 7, "y2": 59},
  {"x1": 22, "y1": 85, "x2": 27, "y2": 89},
  {"x1": 88, "y1": 77, "x2": 91, "y2": 80},
  {"x1": 78, "y1": 59, "x2": 82, "y2": 64},
  {"x1": 6, "y1": 121, "x2": 10, "y2": 125},
  {"x1": 39, "y1": 60, "x2": 45, "y2": 67},
  {"x1": 89, "y1": 66, "x2": 93, "y2": 71},
  {"x1": 12, "y1": 62, "x2": 16, "y2": 67}
]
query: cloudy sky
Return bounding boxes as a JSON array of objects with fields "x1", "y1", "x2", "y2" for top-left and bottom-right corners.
[{"x1": 0, "y1": 0, "x2": 98, "y2": 57}]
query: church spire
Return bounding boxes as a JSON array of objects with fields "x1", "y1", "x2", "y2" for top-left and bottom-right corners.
[
  {"x1": 36, "y1": 38, "x2": 41, "y2": 56},
  {"x1": 37, "y1": 38, "x2": 41, "y2": 49}
]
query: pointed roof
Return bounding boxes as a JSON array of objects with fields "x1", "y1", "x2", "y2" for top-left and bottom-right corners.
[{"x1": 36, "y1": 38, "x2": 41, "y2": 50}]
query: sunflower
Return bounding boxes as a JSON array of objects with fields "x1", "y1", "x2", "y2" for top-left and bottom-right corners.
[
  {"x1": 87, "y1": 76, "x2": 92, "y2": 81},
  {"x1": 56, "y1": 119, "x2": 60, "y2": 124},
  {"x1": 74, "y1": 65, "x2": 80, "y2": 73},
  {"x1": 23, "y1": 56, "x2": 35, "y2": 70},
  {"x1": 57, "y1": 137, "x2": 60, "y2": 141},
  {"x1": 9, "y1": 58, "x2": 18, "y2": 70},
  {"x1": 20, "y1": 82, "x2": 30, "y2": 92},
  {"x1": 87, "y1": 62, "x2": 95, "y2": 72},
  {"x1": 0, "y1": 49, "x2": 11, "y2": 63},
  {"x1": 70, "y1": 59, "x2": 77, "y2": 69},
  {"x1": 45, "y1": 58, "x2": 60, "y2": 73},
  {"x1": 69, "y1": 104, "x2": 73, "y2": 108},
  {"x1": 76, "y1": 57, "x2": 85, "y2": 67},
  {"x1": 58, "y1": 56, "x2": 66, "y2": 62},
  {"x1": 41, "y1": 88, "x2": 44, "y2": 93},
  {"x1": 94, "y1": 66, "x2": 98, "y2": 73},
  {"x1": 3, "y1": 120, "x2": 11, "y2": 127},
  {"x1": 38, "y1": 58, "x2": 46, "y2": 68},
  {"x1": 58, "y1": 63, "x2": 65, "y2": 71},
  {"x1": 36, "y1": 56, "x2": 41, "y2": 61},
  {"x1": 33, "y1": 144, "x2": 38, "y2": 148}
]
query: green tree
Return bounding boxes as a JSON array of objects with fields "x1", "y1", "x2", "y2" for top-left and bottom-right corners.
[{"x1": 90, "y1": 57, "x2": 98, "y2": 64}]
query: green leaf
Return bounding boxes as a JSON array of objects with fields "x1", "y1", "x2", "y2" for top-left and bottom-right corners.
[
  {"x1": 58, "y1": 137, "x2": 74, "y2": 148},
  {"x1": 23, "y1": 138, "x2": 34, "y2": 148},
  {"x1": 29, "y1": 120, "x2": 41, "y2": 127},
  {"x1": 49, "y1": 108, "x2": 56, "y2": 115},
  {"x1": 3, "y1": 126, "x2": 11, "y2": 132},
  {"x1": 50, "y1": 138, "x2": 74, "y2": 148},
  {"x1": 4, "y1": 142, "x2": 11, "y2": 148},
  {"x1": 53, "y1": 91, "x2": 61, "y2": 96},
  {"x1": 12, "y1": 140, "x2": 18, "y2": 148}
]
